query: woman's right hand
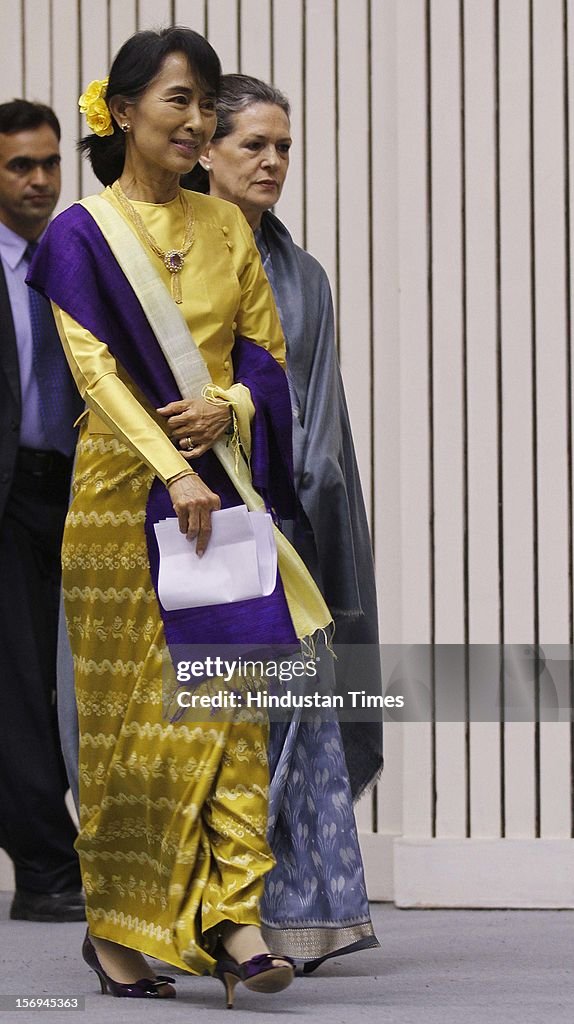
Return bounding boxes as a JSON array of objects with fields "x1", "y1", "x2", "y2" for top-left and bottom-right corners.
[{"x1": 167, "y1": 473, "x2": 221, "y2": 555}]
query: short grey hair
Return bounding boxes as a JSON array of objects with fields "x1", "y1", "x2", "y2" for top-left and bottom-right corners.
[{"x1": 213, "y1": 74, "x2": 290, "y2": 141}]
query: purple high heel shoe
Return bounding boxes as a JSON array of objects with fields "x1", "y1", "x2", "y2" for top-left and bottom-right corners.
[
  {"x1": 240, "y1": 952, "x2": 295, "y2": 995},
  {"x1": 212, "y1": 942, "x2": 243, "y2": 1009},
  {"x1": 82, "y1": 931, "x2": 176, "y2": 999},
  {"x1": 213, "y1": 940, "x2": 295, "y2": 1009}
]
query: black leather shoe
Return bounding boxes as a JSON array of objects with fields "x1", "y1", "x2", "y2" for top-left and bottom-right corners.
[{"x1": 10, "y1": 888, "x2": 85, "y2": 922}]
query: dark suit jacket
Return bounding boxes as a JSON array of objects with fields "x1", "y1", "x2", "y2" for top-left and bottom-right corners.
[
  {"x1": 0, "y1": 258, "x2": 83, "y2": 523},
  {"x1": 0, "y1": 260, "x2": 22, "y2": 521}
]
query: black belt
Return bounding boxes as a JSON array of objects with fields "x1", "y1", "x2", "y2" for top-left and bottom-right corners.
[{"x1": 16, "y1": 447, "x2": 71, "y2": 478}]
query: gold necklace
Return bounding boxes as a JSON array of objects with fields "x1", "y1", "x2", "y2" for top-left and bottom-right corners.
[{"x1": 110, "y1": 180, "x2": 194, "y2": 304}]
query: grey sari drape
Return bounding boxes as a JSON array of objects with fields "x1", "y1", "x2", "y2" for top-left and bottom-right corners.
[
  {"x1": 257, "y1": 212, "x2": 383, "y2": 797},
  {"x1": 255, "y1": 214, "x2": 381, "y2": 965}
]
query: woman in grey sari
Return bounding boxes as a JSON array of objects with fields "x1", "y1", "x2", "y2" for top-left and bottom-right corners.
[{"x1": 185, "y1": 75, "x2": 383, "y2": 970}]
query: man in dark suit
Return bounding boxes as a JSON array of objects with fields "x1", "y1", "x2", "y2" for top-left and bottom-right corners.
[{"x1": 0, "y1": 100, "x2": 84, "y2": 921}]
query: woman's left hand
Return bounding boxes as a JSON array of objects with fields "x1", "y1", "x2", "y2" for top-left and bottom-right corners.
[{"x1": 157, "y1": 397, "x2": 232, "y2": 459}]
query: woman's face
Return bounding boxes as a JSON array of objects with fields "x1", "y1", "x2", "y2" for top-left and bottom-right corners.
[
  {"x1": 202, "y1": 103, "x2": 292, "y2": 229},
  {"x1": 116, "y1": 52, "x2": 218, "y2": 185}
]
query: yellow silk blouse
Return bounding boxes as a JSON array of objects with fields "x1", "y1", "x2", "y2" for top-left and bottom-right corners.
[{"x1": 52, "y1": 189, "x2": 286, "y2": 486}]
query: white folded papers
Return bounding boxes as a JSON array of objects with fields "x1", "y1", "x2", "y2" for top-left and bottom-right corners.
[{"x1": 153, "y1": 504, "x2": 277, "y2": 611}]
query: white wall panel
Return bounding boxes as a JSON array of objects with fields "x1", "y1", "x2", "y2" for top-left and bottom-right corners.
[
  {"x1": 377, "y1": 723, "x2": 403, "y2": 841},
  {"x1": 541, "y1": 723, "x2": 572, "y2": 837},
  {"x1": 498, "y1": 0, "x2": 537, "y2": 839},
  {"x1": 431, "y1": 0, "x2": 464, "y2": 647},
  {"x1": 110, "y1": 0, "x2": 138, "y2": 59},
  {"x1": 396, "y1": 0, "x2": 431, "y2": 647},
  {"x1": 0, "y1": 1, "x2": 23, "y2": 100},
  {"x1": 395, "y1": 0, "x2": 433, "y2": 839},
  {"x1": 304, "y1": 0, "x2": 337, "y2": 292},
  {"x1": 206, "y1": 0, "x2": 239, "y2": 72},
  {"x1": 138, "y1": 0, "x2": 173, "y2": 31},
  {"x1": 499, "y1": 3, "x2": 535, "y2": 646},
  {"x1": 373, "y1": 0, "x2": 401, "y2": 647},
  {"x1": 174, "y1": 0, "x2": 206, "y2": 34},
  {"x1": 24, "y1": 0, "x2": 51, "y2": 105},
  {"x1": 240, "y1": 0, "x2": 271, "y2": 81},
  {"x1": 273, "y1": 0, "x2": 303, "y2": 244},
  {"x1": 533, "y1": 0, "x2": 569, "y2": 645},
  {"x1": 338, "y1": 0, "x2": 372, "y2": 514},
  {"x1": 532, "y1": 0, "x2": 572, "y2": 839},
  {"x1": 372, "y1": 0, "x2": 402, "y2": 849},
  {"x1": 430, "y1": 0, "x2": 466, "y2": 838},
  {"x1": 51, "y1": 0, "x2": 80, "y2": 214},
  {"x1": 79, "y1": 3, "x2": 109, "y2": 198},
  {"x1": 464, "y1": 0, "x2": 501, "y2": 839}
]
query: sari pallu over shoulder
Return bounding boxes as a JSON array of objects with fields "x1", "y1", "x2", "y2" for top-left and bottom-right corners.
[{"x1": 26, "y1": 199, "x2": 330, "y2": 650}]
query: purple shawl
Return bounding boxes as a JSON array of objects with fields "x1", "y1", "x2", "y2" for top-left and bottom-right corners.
[{"x1": 27, "y1": 202, "x2": 298, "y2": 648}]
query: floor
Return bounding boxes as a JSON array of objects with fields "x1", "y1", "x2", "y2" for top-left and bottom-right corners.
[{"x1": 0, "y1": 897, "x2": 571, "y2": 1024}]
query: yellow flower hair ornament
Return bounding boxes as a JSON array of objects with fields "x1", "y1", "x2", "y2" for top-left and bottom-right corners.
[{"x1": 78, "y1": 78, "x2": 113, "y2": 137}]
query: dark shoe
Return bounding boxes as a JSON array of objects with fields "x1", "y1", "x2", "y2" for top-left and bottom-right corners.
[
  {"x1": 240, "y1": 952, "x2": 295, "y2": 995},
  {"x1": 10, "y1": 888, "x2": 86, "y2": 922},
  {"x1": 82, "y1": 932, "x2": 176, "y2": 999},
  {"x1": 213, "y1": 940, "x2": 294, "y2": 1008},
  {"x1": 213, "y1": 941, "x2": 243, "y2": 1009}
]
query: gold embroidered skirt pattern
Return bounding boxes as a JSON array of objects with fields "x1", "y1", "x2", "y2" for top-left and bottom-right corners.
[{"x1": 63, "y1": 427, "x2": 273, "y2": 973}]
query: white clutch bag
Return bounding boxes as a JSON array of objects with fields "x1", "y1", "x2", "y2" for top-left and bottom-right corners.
[{"x1": 153, "y1": 504, "x2": 277, "y2": 611}]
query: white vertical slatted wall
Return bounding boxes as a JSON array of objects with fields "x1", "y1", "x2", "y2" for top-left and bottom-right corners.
[{"x1": 0, "y1": 0, "x2": 573, "y2": 907}]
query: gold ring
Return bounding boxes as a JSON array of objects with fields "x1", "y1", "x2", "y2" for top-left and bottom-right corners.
[{"x1": 183, "y1": 436, "x2": 194, "y2": 451}]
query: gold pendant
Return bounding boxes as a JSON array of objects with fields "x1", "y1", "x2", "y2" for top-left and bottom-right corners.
[
  {"x1": 165, "y1": 251, "x2": 184, "y2": 303},
  {"x1": 164, "y1": 250, "x2": 185, "y2": 273},
  {"x1": 171, "y1": 272, "x2": 183, "y2": 304}
]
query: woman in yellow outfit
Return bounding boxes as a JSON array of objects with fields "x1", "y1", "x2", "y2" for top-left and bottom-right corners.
[{"x1": 27, "y1": 26, "x2": 331, "y2": 1006}]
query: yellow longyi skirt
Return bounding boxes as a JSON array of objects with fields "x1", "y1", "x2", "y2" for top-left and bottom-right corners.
[{"x1": 63, "y1": 426, "x2": 273, "y2": 974}]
